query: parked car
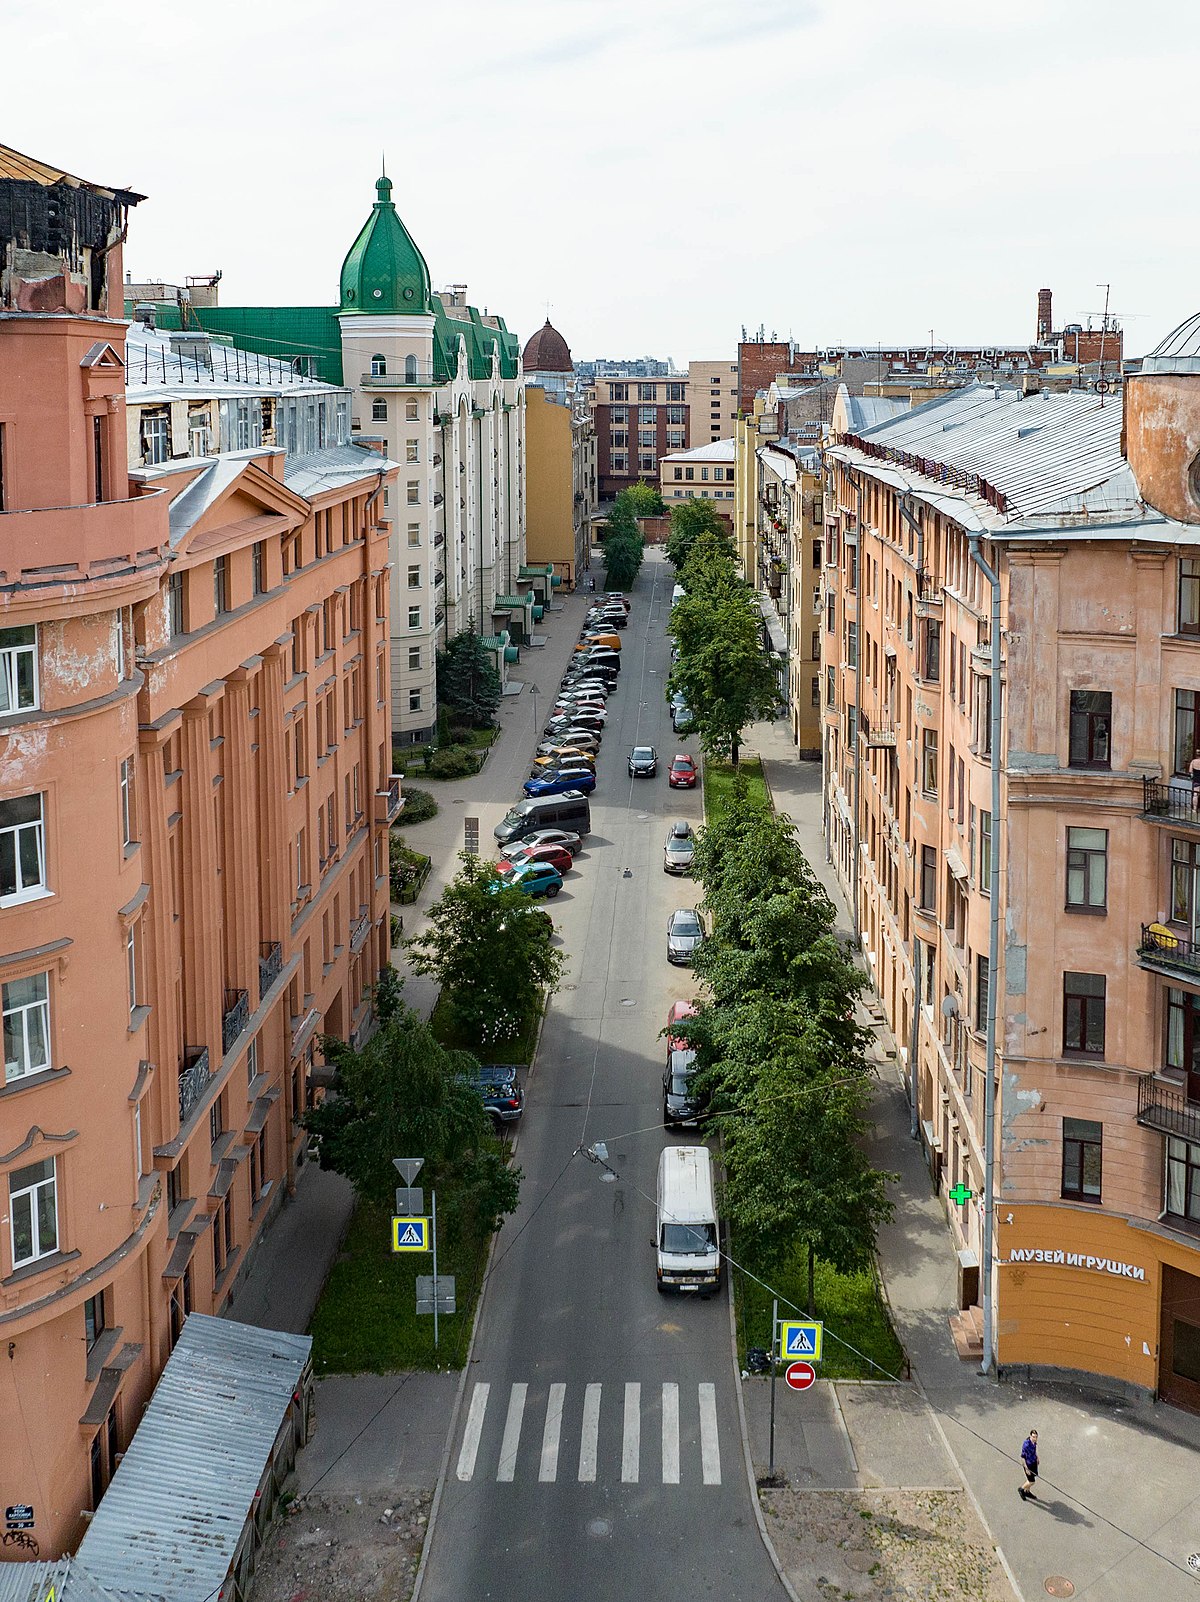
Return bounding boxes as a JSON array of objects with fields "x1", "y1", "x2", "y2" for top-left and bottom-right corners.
[
  {"x1": 534, "y1": 745, "x2": 597, "y2": 766},
  {"x1": 666, "y1": 999, "x2": 697, "y2": 1047},
  {"x1": 461, "y1": 1064, "x2": 525, "y2": 1132},
  {"x1": 552, "y1": 702, "x2": 607, "y2": 722},
  {"x1": 531, "y1": 749, "x2": 596, "y2": 772},
  {"x1": 588, "y1": 607, "x2": 626, "y2": 628},
  {"x1": 554, "y1": 727, "x2": 604, "y2": 749},
  {"x1": 671, "y1": 702, "x2": 693, "y2": 731},
  {"x1": 545, "y1": 714, "x2": 605, "y2": 737},
  {"x1": 500, "y1": 827, "x2": 581, "y2": 860},
  {"x1": 668, "y1": 754, "x2": 698, "y2": 789},
  {"x1": 576, "y1": 632, "x2": 621, "y2": 652},
  {"x1": 497, "y1": 842, "x2": 573, "y2": 877},
  {"x1": 666, "y1": 907, "x2": 704, "y2": 965},
  {"x1": 604, "y1": 592, "x2": 630, "y2": 612},
  {"x1": 524, "y1": 770, "x2": 597, "y2": 797},
  {"x1": 489, "y1": 860, "x2": 564, "y2": 898},
  {"x1": 663, "y1": 820, "x2": 695, "y2": 874},
  {"x1": 628, "y1": 745, "x2": 658, "y2": 777},
  {"x1": 663, "y1": 1049, "x2": 703, "y2": 1130}
]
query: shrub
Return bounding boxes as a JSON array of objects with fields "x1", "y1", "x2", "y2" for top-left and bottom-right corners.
[
  {"x1": 428, "y1": 746, "x2": 478, "y2": 779},
  {"x1": 402, "y1": 787, "x2": 438, "y2": 823}
]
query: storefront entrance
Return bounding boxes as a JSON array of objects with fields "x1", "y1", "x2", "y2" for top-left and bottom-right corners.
[{"x1": 1159, "y1": 1263, "x2": 1200, "y2": 1412}]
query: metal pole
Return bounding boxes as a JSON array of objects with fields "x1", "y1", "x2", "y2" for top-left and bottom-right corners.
[
  {"x1": 431, "y1": 1189, "x2": 439, "y2": 1351},
  {"x1": 769, "y1": 1298, "x2": 778, "y2": 1476},
  {"x1": 968, "y1": 535, "x2": 1002, "y2": 1379}
]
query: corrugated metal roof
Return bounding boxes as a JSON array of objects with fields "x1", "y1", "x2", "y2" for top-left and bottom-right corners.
[
  {"x1": 659, "y1": 438, "x2": 736, "y2": 463},
  {"x1": 844, "y1": 393, "x2": 909, "y2": 431},
  {"x1": 125, "y1": 326, "x2": 343, "y2": 401},
  {"x1": 283, "y1": 443, "x2": 396, "y2": 500},
  {"x1": 74, "y1": 1315, "x2": 310, "y2": 1602}
]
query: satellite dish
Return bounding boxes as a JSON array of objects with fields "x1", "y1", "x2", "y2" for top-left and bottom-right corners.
[{"x1": 941, "y1": 993, "x2": 960, "y2": 1019}]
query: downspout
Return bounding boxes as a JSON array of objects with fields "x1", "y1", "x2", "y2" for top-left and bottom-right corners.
[
  {"x1": 968, "y1": 532, "x2": 1002, "y2": 1380},
  {"x1": 849, "y1": 471, "x2": 864, "y2": 946},
  {"x1": 897, "y1": 496, "x2": 926, "y2": 1141}
]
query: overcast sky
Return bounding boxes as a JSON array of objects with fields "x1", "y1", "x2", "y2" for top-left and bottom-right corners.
[{"x1": 7, "y1": 0, "x2": 1197, "y2": 364}]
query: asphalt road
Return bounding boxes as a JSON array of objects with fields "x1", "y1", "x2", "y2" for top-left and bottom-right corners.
[{"x1": 419, "y1": 551, "x2": 786, "y2": 1601}]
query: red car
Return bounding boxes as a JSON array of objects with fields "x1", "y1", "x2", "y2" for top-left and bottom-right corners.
[
  {"x1": 496, "y1": 843, "x2": 574, "y2": 877},
  {"x1": 668, "y1": 754, "x2": 698, "y2": 788}
]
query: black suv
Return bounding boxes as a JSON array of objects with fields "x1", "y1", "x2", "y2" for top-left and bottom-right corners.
[{"x1": 462, "y1": 1064, "x2": 525, "y2": 1131}]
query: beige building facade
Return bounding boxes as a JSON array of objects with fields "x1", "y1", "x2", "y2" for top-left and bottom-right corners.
[
  {"x1": 659, "y1": 437, "x2": 736, "y2": 511},
  {"x1": 687, "y1": 359, "x2": 738, "y2": 446},
  {"x1": 522, "y1": 319, "x2": 596, "y2": 586}
]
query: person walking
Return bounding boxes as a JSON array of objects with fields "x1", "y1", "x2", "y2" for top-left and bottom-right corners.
[{"x1": 1018, "y1": 1428, "x2": 1039, "y2": 1501}]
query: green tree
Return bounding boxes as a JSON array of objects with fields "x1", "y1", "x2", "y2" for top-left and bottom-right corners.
[
  {"x1": 666, "y1": 589, "x2": 778, "y2": 765},
  {"x1": 665, "y1": 498, "x2": 732, "y2": 571},
  {"x1": 624, "y1": 480, "x2": 665, "y2": 517},
  {"x1": 604, "y1": 531, "x2": 643, "y2": 590},
  {"x1": 302, "y1": 1002, "x2": 521, "y2": 1239},
  {"x1": 437, "y1": 628, "x2": 502, "y2": 729},
  {"x1": 405, "y1": 853, "x2": 564, "y2": 1045}
]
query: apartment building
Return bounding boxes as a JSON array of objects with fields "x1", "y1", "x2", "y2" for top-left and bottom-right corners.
[
  {"x1": 658, "y1": 437, "x2": 736, "y2": 512},
  {"x1": 523, "y1": 319, "x2": 597, "y2": 586},
  {"x1": 757, "y1": 442, "x2": 823, "y2": 756},
  {"x1": 686, "y1": 359, "x2": 738, "y2": 445},
  {"x1": 822, "y1": 336, "x2": 1200, "y2": 1411},
  {"x1": 592, "y1": 371, "x2": 688, "y2": 501},
  {"x1": 0, "y1": 143, "x2": 397, "y2": 1554}
]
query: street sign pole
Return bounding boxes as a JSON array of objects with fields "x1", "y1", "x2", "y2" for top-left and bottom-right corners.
[
  {"x1": 769, "y1": 1298, "x2": 778, "y2": 1477},
  {"x1": 431, "y1": 1189, "x2": 439, "y2": 1350}
]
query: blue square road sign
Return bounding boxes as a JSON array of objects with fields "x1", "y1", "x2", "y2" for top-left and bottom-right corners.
[
  {"x1": 391, "y1": 1216, "x2": 430, "y2": 1252},
  {"x1": 779, "y1": 1319, "x2": 823, "y2": 1360}
]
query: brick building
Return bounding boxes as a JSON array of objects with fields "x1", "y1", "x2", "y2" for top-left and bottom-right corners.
[{"x1": 591, "y1": 372, "x2": 689, "y2": 501}]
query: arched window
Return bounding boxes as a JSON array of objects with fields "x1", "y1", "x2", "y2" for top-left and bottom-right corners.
[
  {"x1": 370, "y1": 354, "x2": 386, "y2": 377},
  {"x1": 371, "y1": 398, "x2": 388, "y2": 422},
  {"x1": 405, "y1": 354, "x2": 418, "y2": 383}
]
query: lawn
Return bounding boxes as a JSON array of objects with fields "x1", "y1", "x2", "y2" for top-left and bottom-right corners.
[
  {"x1": 393, "y1": 726, "x2": 497, "y2": 777},
  {"x1": 703, "y1": 756, "x2": 771, "y2": 819},
  {"x1": 429, "y1": 989, "x2": 543, "y2": 1066},
  {"x1": 309, "y1": 1199, "x2": 489, "y2": 1373},
  {"x1": 732, "y1": 1235, "x2": 906, "y2": 1381}
]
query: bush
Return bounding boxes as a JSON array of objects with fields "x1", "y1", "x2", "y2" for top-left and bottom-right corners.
[
  {"x1": 428, "y1": 746, "x2": 479, "y2": 779},
  {"x1": 402, "y1": 787, "x2": 438, "y2": 823}
]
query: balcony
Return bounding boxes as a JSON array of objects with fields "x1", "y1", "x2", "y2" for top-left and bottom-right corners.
[
  {"x1": 865, "y1": 723, "x2": 898, "y2": 748},
  {"x1": 178, "y1": 1047, "x2": 211, "y2": 1123},
  {"x1": 350, "y1": 910, "x2": 372, "y2": 955},
  {"x1": 433, "y1": 491, "x2": 444, "y2": 506},
  {"x1": 258, "y1": 940, "x2": 283, "y2": 1000},
  {"x1": 290, "y1": 1008, "x2": 320, "y2": 1061},
  {"x1": 1, "y1": 491, "x2": 166, "y2": 593},
  {"x1": 433, "y1": 531, "x2": 445, "y2": 547},
  {"x1": 1138, "y1": 923, "x2": 1200, "y2": 980},
  {"x1": 916, "y1": 570, "x2": 943, "y2": 607},
  {"x1": 375, "y1": 775, "x2": 403, "y2": 824},
  {"x1": 361, "y1": 369, "x2": 437, "y2": 388},
  {"x1": 434, "y1": 569, "x2": 445, "y2": 588},
  {"x1": 1137, "y1": 1073, "x2": 1200, "y2": 1144},
  {"x1": 1142, "y1": 778, "x2": 1200, "y2": 829},
  {"x1": 222, "y1": 988, "x2": 250, "y2": 1055}
]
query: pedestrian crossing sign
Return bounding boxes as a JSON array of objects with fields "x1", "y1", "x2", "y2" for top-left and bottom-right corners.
[
  {"x1": 391, "y1": 1216, "x2": 430, "y2": 1252},
  {"x1": 779, "y1": 1320, "x2": 823, "y2": 1361}
]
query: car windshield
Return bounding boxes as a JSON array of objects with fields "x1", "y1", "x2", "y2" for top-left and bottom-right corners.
[
  {"x1": 667, "y1": 1067, "x2": 695, "y2": 1097},
  {"x1": 672, "y1": 912, "x2": 702, "y2": 937},
  {"x1": 666, "y1": 839, "x2": 691, "y2": 856},
  {"x1": 661, "y1": 1221, "x2": 716, "y2": 1254},
  {"x1": 633, "y1": 748, "x2": 654, "y2": 759},
  {"x1": 502, "y1": 806, "x2": 529, "y2": 826}
]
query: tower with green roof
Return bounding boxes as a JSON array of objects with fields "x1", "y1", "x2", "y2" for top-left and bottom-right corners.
[{"x1": 339, "y1": 173, "x2": 433, "y2": 316}]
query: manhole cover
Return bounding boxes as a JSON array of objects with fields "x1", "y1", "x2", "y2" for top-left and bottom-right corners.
[
  {"x1": 1044, "y1": 1580, "x2": 1075, "y2": 1598},
  {"x1": 1188, "y1": 1553, "x2": 1200, "y2": 1573},
  {"x1": 620, "y1": 998, "x2": 636, "y2": 1007},
  {"x1": 588, "y1": 1517, "x2": 612, "y2": 1537}
]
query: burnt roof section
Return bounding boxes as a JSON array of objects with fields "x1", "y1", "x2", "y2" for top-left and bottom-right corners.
[{"x1": 0, "y1": 140, "x2": 145, "y2": 205}]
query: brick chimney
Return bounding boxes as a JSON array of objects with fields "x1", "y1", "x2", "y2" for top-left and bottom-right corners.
[{"x1": 1037, "y1": 287, "x2": 1053, "y2": 344}]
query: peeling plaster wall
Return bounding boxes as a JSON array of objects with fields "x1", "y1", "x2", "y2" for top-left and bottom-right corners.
[{"x1": 38, "y1": 612, "x2": 120, "y2": 712}]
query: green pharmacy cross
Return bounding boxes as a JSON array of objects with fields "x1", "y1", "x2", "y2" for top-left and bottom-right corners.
[{"x1": 949, "y1": 1183, "x2": 973, "y2": 1206}]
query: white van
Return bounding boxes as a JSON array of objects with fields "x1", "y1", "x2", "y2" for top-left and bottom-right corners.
[
  {"x1": 671, "y1": 583, "x2": 686, "y2": 607},
  {"x1": 655, "y1": 1145, "x2": 720, "y2": 1295}
]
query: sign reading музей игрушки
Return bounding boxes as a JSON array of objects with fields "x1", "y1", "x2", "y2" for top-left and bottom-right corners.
[{"x1": 1005, "y1": 1247, "x2": 1146, "y2": 1280}]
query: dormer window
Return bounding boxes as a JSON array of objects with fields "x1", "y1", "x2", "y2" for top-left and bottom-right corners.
[{"x1": 370, "y1": 355, "x2": 387, "y2": 377}]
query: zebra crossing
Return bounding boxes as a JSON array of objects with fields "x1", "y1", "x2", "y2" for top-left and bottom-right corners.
[{"x1": 456, "y1": 1380, "x2": 723, "y2": 1486}]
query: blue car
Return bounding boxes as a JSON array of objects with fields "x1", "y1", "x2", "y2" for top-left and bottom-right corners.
[
  {"x1": 523, "y1": 771, "x2": 597, "y2": 798},
  {"x1": 487, "y1": 861, "x2": 563, "y2": 898}
]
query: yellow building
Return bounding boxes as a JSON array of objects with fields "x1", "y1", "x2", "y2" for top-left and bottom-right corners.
[
  {"x1": 659, "y1": 438, "x2": 736, "y2": 512},
  {"x1": 522, "y1": 319, "x2": 596, "y2": 587},
  {"x1": 687, "y1": 358, "x2": 739, "y2": 445}
]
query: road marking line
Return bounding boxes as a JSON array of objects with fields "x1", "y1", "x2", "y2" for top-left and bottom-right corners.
[
  {"x1": 497, "y1": 1382, "x2": 527, "y2": 1482},
  {"x1": 456, "y1": 1383, "x2": 489, "y2": 1481},
  {"x1": 578, "y1": 1382, "x2": 601, "y2": 1482},
  {"x1": 622, "y1": 1382, "x2": 640, "y2": 1483},
  {"x1": 698, "y1": 1382, "x2": 720, "y2": 1484},
  {"x1": 661, "y1": 1382, "x2": 680, "y2": 1484},
  {"x1": 539, "y1": 1382, "x2": 565, "y2": 1482}
]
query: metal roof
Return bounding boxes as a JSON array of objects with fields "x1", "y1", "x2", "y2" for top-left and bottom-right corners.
[
  {"x1": 1141, "y1": 311, "x2": 1200, "y2": 375},
  {"x1": 283, "y1": 443, "x2": 395, "y2": 500},
  {"x1": 660, "y1": 438, "x2": 736, "y2": 463},
  {"x1": 73, "y1": 1314, "x2": 311, "y2": 1602},
  {"x1": 125, "y1": 325, "x2": 343, "y2": 401}
]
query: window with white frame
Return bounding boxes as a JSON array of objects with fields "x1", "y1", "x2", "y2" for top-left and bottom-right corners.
[
  {"x1": 119, "y1": 756, "x2": 136, "y2": 849},
  {"x1": 370, "y1": 353, "x2": 387, "y2": 377},
  {"x1": 408, "y1": 566, "x2": 422, "y2": 589},
  {"x1": 126, "y1": 925, "x2": 139, "y2": 1019},
  {"x1": 409, "y1": 689, "x2": 421, "y2": 712},
  {"x1": 408, "y1": 646, "x2": 421, "y2": 671},
  {"x1": 141, "y1": 410, "x2": 170, "y2": 464},
  {"x1": 187, "y1": 409, "x2": 210, "y2": 456},
  {"x1": 0, "y1": 794, "x2": 46, "y2": 903},
  {"x1": 3, "y1": 972, "x2": 50, "y2": 1082},
  {"x1": 9, "y1": 1157, "x2": 58, "y2": 1267},
  {"x1": 371, "y1": 398, "x2": 388, "y2": 422},
  {"x1": 0, "y1": 626, "x2": 37, "y2": 715},
  {"x1": 406, "y1": 439, "x2": 419, "y2": 463},
  {"x1": 407, "y1": 522, "x2": 421, "y2": 547},
  {"x1": 408, "y1": 606, "x2": 421, "y2": 629},
  {"x1": 246, "y1": 1033, "x2": 258, "y2": 1091},
  {"x1": 405, "y1": 399, "x2": 419, "y2": 420},
  {"x1": 406, "y1": 482, "x2": 419, "y2": 505}
]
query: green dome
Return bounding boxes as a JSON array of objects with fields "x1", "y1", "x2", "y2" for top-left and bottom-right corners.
[{"x1": 339, "y1": 174, "x2": 432, "y2": 316}]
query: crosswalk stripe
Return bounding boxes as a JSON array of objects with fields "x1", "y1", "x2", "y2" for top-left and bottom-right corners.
[
  {"x1": 621, "y1": 1382, "x2": 640, "y2": 1484},
  {"x1": 699, "y1": 1382, "x2": 720, "y2": 1485},
  {"x1": 578, "y1": 1382, "x2": 601, "y2": 1482},
  {"x1": 661, "y1": 1382, "x2": 680, "y2": 1484},
  {"x1": 456, "y1": 1382, "x2": 489, "y2": 1482},
  {"x1": 539, "y1": 1382, "x2": 565, "y2": 1482},
  {"x1": 497, "y1": 1382, "x2": 527, "y2": 1482}
]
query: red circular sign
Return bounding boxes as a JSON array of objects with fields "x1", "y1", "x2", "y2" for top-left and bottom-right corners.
[{"x1": 784, "y1": 1361, "x2": 817, "y2": 1391}]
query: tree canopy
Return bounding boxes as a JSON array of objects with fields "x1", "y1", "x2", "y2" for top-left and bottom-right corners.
[
  {"x1": 624, "y1": 480, "x2": 665, "y2": 517},
  {"x1": 437, "y1": 627, "x2": 502, "y2": 729},
  {"x1": 665, "y1": 498, "x2": 733, "y2": 571},
  {"x1": 601, "y1": 489, "x2": 646, "y2": 591}
]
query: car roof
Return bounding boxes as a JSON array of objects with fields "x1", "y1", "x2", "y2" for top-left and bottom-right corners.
[
  {"x1": 672, "y1": 753, "x2": 695, "y2": 763},
  {"x1": 671, "y1": 820, "x2": 692, "y2": 835}
]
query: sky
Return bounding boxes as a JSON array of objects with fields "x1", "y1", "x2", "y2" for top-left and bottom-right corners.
[{"x1": 6, "y1": 0, "x2": 1199, "y2": 364}]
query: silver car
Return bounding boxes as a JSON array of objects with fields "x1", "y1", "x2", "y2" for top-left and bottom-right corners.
[
  {"x1": 663, "y1": 820, "x2": 695, "y2": 875},
  {"x1": 667, "y1": 908, "x2": 704, "y2": 965}
]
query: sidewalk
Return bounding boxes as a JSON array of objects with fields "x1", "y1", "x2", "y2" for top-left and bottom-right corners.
[{"x1": 741, "y1": 716, "x2": 1200, "y2": 1602}]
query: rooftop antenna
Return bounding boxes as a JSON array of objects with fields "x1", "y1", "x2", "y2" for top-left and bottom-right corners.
[
  {"x1": 1096, "y1": 282, "x2": 1111, "y2": 405},
  {"x1": 381, "y1": 151, "x2": 386, "y2": 176}
]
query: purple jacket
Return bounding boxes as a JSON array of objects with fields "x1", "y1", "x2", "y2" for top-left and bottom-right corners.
[{"x1": 1021, "y1": 1437, "x2": 1039, "y2": 1475}]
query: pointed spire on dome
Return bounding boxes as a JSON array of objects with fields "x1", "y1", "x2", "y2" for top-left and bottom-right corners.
[{"x1": 339, "y1": 170, "x2": 431, "y2": 316}]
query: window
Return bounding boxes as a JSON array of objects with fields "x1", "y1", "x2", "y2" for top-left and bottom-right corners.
[
  {"x1": 409, "y1": 689, "x2": 421, "y2": 713},
  {"x1": 667, "y1": 383, "x2": 684, "y2": 402},
  {"x1": 84, "y1": 1291, "x2": 107, "y2": 1351},
  {"x1": 0, "y1": 794, "x2": 46, "y2": 903},
  {"x1": 408, "y1": 566, "x2": 422, "y2": 589},
  {"x1": 405, "y1": 439, "x2": 419, "y2": 463},
  {"x1": 610, "y1": 405, "x2": 628, "y2": 424},
  {"x1": 1066, "y1": 826, "x2": 1107, "y2": 911},
  {"x1": 810, "y1": 629, "x2": 820, "y2": 660},
  {"x1": 1063, "y1": 971, "x2": 1106, "y2": 1056},
  {"x1": 611, "y1": 430, "x2": 629, "y2": 449},
  {"x1": 126, "y1": 925, "x2": 139, "y2": 1018},
  {"x1": 1175, "y1": 689, "x2": 1200, "y2": 776},
  {"x1": 1180, "y1": 559, "x2": 1200, "y2": 635},
  {"x1": 213, "y1": 555, "x2": 230, "y2": 617},
  {"x1": 1167, "y1": 1136, "x2": 1200, "y2": 1223},
  {"x1": 408, "y1": 606, "x2": 421, "y2": 629},
  {"x1": 3, "y1": 972, "x2": 50, "y2": 1082},
  {"x1": 1061, "y1": 1117, "x2": 1102, "y2": 1201},
  {"x1": 610, "y1": 384, "x2": 627, "y2": 402},
  {"x1": 408, "y1": 646, "x2": 421, "y2": 671},
  {"x1": 141, "y1": 410, "x2": 170, "y2": 464},
  {"x1": 167, "y1": 572, "x2": 185, "y2": 637},
  {"x1": 1166, "y1": 988, "x2": 1200, "y2": 1080},
  {"x1": 979, "y1": 810, "x2": 993, "y2": 895},
  {"x1": 666, "y1": 406, "x2": 685, "y2": 426},
  {"x1": 1171, "y1": 837, "x2": 1200, "y2": 931},
  {"x1": 246, "y1": 1034, "x2": 258, "y2": 1092},
  {"x1": 846, "y1": 621, "x2": 857, "y2": 669},
  {"x1": 407, "y1": 522, "x2": 421, "y2": 547},
  {"x1": 826, "y1": 595, "x2": 835, "y2": 635},
  {"x1": 826, "y1": 665, "x2": 835, "y2": 707},
  {"x1": 921, "y1": 728, "x2": 938, "y2": 795},
  {"x1": 1068, "y1": 690, "x2": 1111, "y2": 768},
  {"x1": 9, "y1": 1157, "x2": 58, "y2": 1267},
  {"x1": 0, "y1": 627, "x2": 37, "y2": 715},
  {"x1": 975, "y1": 954, "x2": 990, "y2": 1032},
  {"x1": 252, "y1": 541, "x2": 267, "y2": 596},
  {"x1": 922, "y1": 618, "x2": 941, "y2": 681},
  {"x1": 371, "y1": 398, "x2": 388, "y2": 422},
  {"x1": 638, "y1": 385, "x2": 657, "y2": 402},
  {"x1": 405, "y1": 355, "x2": 417, "y2": 383},
  {"x1": 919, "y1": 845, "x2": 937, "y2": 911},
  {"x1": 118, "y1": 756, "x2": 136, "y2": 850},
  {"x1": 666, "y1": 429, "x2": 685, "y2": 450},
  {"x1": 611, "y1": 452, "x2": 628, "y2": 474},
  {"x1": 405, "y1": 399, "x2": 419, "y2": 420},
  {"x1": 169, "y1": 1263, "x2": 193, "y2": 1346},
  {"x1": 370, "y1": 354, "x2": 386, "y2": 377},
  {"x1": 406, "y1": 482, "x2": 419, "y2": 505},
  {"x1": 638, "y1": 429, "x2": 655, "y2": 450},
  {"x1": 639, "y1": 454, "x2": 655, "y2": 474}
]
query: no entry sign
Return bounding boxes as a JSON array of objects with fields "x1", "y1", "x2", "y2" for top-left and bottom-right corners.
[{"x1": 784, "y1": 1361, "x2": 817, "y2": 1391}]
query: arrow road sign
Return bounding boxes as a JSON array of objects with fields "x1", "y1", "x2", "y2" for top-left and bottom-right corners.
[
  {"x1": 949, "y1": 1183, "x2": 973, "y2": 1206},
  {"x1": 784, "y1": 1361, "x2": 817, "y2": 1391},
  {"x1": 391, "y1": 1216, "x2": 430, "y2": 1252},
  {"x1": 394, "y1": 1158, "x2": 424, "y2": 1185},
  {"x1": 779, "y1": 1320, "x2": 824, "y2": 1360}
]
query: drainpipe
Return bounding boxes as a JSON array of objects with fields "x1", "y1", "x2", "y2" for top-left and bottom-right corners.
[
  {"x1": 849, "y1": 471, "x2": 864, "y2": 946},
  {"x1": 968, "y1": 532, "x2": 1002, "y2": 1380},
  {"x1": 897, "y1": 495, "x2": 926, "y2": 1143}
]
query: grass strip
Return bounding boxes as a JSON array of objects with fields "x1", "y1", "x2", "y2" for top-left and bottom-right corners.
[{"x1": 702, "y1": 756, "x2": 770, "y2": 819}]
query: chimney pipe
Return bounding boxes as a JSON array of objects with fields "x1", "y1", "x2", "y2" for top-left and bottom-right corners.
[{"x1": 1037, "y1": 287, "x2": 1053, "y2": 344}]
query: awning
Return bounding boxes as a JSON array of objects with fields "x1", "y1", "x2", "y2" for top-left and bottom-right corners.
[
  {"x1": 756, "y1": 593, "x2": 789, "y2": 656},
  {"x1": 945, "y1": 846, "x2": 969, "y2": 881}
]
